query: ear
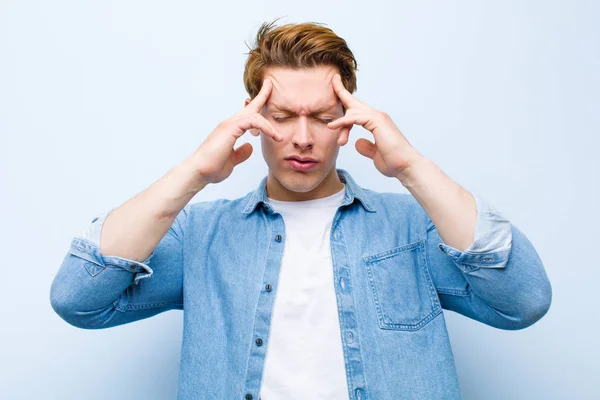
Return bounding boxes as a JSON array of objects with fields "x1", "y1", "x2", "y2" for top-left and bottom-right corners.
[{"x1": 244, "y1": 98, "x2": 251, "y2": 107}]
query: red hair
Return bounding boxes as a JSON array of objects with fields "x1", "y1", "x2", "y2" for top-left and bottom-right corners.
[{"x1": 243, "y1": 19, "x2": 359, "y2": 100}]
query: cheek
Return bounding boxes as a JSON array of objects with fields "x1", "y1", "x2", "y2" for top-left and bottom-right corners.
[
  {"x1": 259, "y1": 134, "x2": 272, "y2": 154},
  {"x1": 260, "y1": 132, "x2": 284, "y2": 156},
  {"x1": 322, "y1": 125, "x2": 343, "y2": 144}
]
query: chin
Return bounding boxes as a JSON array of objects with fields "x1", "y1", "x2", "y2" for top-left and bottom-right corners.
[
  {"x1": 276, "y1": 169, "x2": 324, "y2": 191},
  {"x1": 282, "y1": 175, "x2": 320, "y2": 192}
]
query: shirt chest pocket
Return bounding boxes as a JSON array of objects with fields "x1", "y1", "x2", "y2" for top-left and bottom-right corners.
[{"x1": 362, "y1": 239, "x2": 442, "y2": 331}]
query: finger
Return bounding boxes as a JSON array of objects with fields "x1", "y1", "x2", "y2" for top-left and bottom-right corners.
[
  {"x1": 327, "y1": 112, "x2": 371, "y2": 130},
  {"x1": 331, "y1": 74, "x2": 360, "y2": 110},
  {"x1": 232, "y1": 142, "x2": 253, "y2": 166},
  {"x1": 337, "y1": 126, "x2": 352, "y2": 146},
  {"x1": 246, "y1": 78, "x2": 273, "y2": 113},
  {"x1": 236, "y1": 113, "x2": 282, "y2": 142},
  {"x1": 355, "y1": 138, "x2": 377, "y2": 159}
]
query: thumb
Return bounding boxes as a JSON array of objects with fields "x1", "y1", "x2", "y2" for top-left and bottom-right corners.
[
  {"x1": 232, "y1": 142, "x2": 253, "y2": 166},
  {"x1": 355, "y1": 138, "x2": 376, "y2": 159}
]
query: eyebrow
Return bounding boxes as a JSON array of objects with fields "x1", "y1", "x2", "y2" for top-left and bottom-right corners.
[{"x1": 269, "y1": 103, "x2": 338, "y2": 115}]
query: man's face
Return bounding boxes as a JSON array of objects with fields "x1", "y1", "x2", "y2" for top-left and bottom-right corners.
[{"x1": 245, "y1": 65, "x2": 346, "y2": 201}]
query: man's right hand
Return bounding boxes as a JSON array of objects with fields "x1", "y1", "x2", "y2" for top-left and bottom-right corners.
[{"x1": 188, "y1": 78, "x2": 282, "y2": 187}]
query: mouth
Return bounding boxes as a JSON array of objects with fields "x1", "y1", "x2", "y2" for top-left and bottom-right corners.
[{"x1": 285, "y1": 157, "x2": 319, "y2": 171}]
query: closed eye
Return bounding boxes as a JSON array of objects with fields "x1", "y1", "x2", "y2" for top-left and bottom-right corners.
[{"x1": 273, "y1": 116, "x2": 333, "y2": 123}]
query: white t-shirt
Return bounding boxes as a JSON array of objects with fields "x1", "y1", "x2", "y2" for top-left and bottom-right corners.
[{"x1": 260, "y1": 184, "x2": 349, "y2": 400}]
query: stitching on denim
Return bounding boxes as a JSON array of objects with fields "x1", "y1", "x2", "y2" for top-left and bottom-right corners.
[
  {"x1": 458, "y1": 263, "x2": 481, "y2": 274},
  {"x1": 242, "y1": 210, "x2": 275, "y2": 394},
  {"x1": 427, "y1": 223, "x2": 436, "y2": 233},
  {"x1": 362, "y1": 240, "x2": 423, "y2": 263},
  {"x1": 332, "y1": 211, "x2": 355, "y2": 393},
  {"x1": 68, "y1": 251, "x2": 106, "y2": 277},
  {"x1": 418, "y1": 239, "x2": 441, "y2": 313},
  {"x1": 363, "y1": 239, "x2": 442, "y2": 332},
  {"x1": 436, "y1": 286, "x2": 472, "y2": 297},
  {"x1": 124, "y1": 301, "x2": 184, "y2": 310},
  {"x1": 380, "y1": 307, "x2": 443, "y2": 331}
]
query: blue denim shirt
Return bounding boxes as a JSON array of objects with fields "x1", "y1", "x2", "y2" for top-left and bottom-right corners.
[{"x1": 50, "y1": 168, "x2": 552, "y2": 399}]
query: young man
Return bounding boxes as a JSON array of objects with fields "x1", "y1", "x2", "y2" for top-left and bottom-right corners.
[{"x1": 50, "y1": 20, "x2": 552, "y2": 399}]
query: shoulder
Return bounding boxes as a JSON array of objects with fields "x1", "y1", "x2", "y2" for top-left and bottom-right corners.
[
  {"x1": 368, "y1": 189, "x2": 426, "y2": 213},
  {"x1": 185, "y1": 191, "x2": 253, "y2": 218}
]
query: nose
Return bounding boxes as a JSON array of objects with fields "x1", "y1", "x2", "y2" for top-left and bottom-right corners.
[{"x1": 291, "y1": 116, "x2": 314, "y2": 150}]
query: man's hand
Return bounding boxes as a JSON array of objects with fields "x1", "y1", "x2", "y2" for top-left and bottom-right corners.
[
  {"x1": 188, "y1": 78, "x2": 282, "y2": 187},
  {"x1": 327, "y1": 74, "x2": 423, "y2": 179},
  {"x1": 327, "y1": 74, "x2": 479, "y2": 251}
]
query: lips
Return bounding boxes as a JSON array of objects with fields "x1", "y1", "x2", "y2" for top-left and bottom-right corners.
[
  {"x1": 285, "y1": 157, "x2": 318, "y2": 171},
  {"x1": 285, "y1": 156, "x2": 318, "y2": 162}
]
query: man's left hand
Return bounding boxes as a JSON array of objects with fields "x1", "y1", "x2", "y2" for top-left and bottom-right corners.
[{"x1": 327, "y1": 73, "x2": 423, "y2": 179}]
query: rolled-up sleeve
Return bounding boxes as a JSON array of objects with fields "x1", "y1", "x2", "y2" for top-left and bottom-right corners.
[
  {"x1": 437, "y1": 193, "x2": 512, "y2": 271},
  {"x1": 69, "y1": 236, "x2": 155, "y2": 285},
  {"x1": 424, "y1": 193, "x2": 552, "y2": 330},
  {"x1": 79, "y1": 208, "x2": 111, "y2": 245},
  {"x1": 50, "y1": 206, "x2": 187, "y2": 329},
  {"x1": 76, "y1": 207, "x2": 154, "y2": 284}
]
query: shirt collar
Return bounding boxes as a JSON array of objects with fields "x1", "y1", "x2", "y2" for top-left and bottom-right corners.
[{"x1": 242, "y1": 168, "x2": 377, "y2": 215}]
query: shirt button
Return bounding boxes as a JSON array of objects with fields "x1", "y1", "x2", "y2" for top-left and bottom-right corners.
[
  {"x1": 265, "y1": 284, "x2": 272, "y2": 291},
  {"x1": 245, "y1": 394, "x2": 253, "y2": 400},
  {"x1": 275, "y1": 234, "x2": 282, "y2": 242},
  {"x1": 255, "y1": 338, "x2": 263, "y2": 346}
]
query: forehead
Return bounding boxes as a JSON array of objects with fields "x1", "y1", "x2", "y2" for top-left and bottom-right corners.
[{"x1": 263, "y1": 65, "x2": 341, "y2": 113}]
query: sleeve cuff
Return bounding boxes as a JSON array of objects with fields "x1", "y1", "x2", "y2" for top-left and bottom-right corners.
[
  {"x1": 79, "y1": 207, "x2": 116, "y2": 246},
  {"x1": 69, "y1": 236, "x2": 155, "y2": 285},
  {"x1": 437, "y1": 193, "x2": 512, "y2": 270}
]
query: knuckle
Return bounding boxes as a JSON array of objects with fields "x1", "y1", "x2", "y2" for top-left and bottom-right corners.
[
  {"x1": 234, "y1": 113, "x2": 252, "y2": 124},
  {"x1": 250, "y1": 113, "x2": 262, "y2": 123}
]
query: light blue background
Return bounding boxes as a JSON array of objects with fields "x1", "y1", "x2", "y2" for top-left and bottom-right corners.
[{"x1": 1, "y1": 1, "x2": 598, "y2": 399}]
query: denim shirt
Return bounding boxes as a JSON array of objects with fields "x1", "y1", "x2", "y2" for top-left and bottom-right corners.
[{"x1": 50, "y1": 168, "x2": 552, "y2": 399}]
